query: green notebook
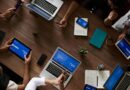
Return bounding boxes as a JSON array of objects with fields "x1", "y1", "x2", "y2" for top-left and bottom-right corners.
[{"x1": 89, "y1": 28, "x2": 107, "y2": 48}]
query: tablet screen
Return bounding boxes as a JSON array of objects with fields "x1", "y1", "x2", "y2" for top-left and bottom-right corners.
[
  {"x1": 9, "y1": 38, "x2": 31, "y2": 60},
  {"x1": 116, "y1": 39, "x2": 130, "y2": 58}
]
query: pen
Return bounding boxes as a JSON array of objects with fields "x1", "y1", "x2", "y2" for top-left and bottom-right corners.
[{"x1": 97, "y1": 76, "x2": 98, "y2": 87}]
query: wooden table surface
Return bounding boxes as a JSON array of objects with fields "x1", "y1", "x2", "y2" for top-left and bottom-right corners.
[{"x1": 0, "y1": 0, "x2": 129, "y2": 90}]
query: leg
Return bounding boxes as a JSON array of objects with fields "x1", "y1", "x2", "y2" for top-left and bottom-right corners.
[{"x1": 104, "y1": 10, "x2": 118, "y2": 26}]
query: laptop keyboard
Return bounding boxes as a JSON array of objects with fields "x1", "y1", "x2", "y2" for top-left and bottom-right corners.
[
  {"x1": 34, "y1": 0, "x2": 57, "y2": 14},
  {"x1": 46, "y1": 63, "x2": 69, "y2": 81},
  {"x1": 116, "y1": 73, "x2": 130, "y2": 90}
]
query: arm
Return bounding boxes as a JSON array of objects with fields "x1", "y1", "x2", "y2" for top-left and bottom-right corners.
[
  {"x1": 25, "y1": 77, "x2": 46, "y2": 90},
  {"x1": 25, "y1": 73, "x2": 65, "y2": 90},
  {"x1": 18, "y1": 52, "x2": 32, "y2": 90},
  {"x1": 0, "y1": 38, "x2": 12, "y2": 53},
  {"x1": 63, "y1": 1, "x2": 79, "y2": 21},
  {"x1": 58, "y1": 0, "x2": 79, "y2": 27}
]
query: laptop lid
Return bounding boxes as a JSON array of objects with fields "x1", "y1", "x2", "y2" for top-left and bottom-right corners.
[
  {"x1": 51, "y1": 47, "x2": 81, "y2": 73},
  {"x1": 103, "y1": 65, "x2": 125, "y2": 90},
  {"x1": 115, "y1": 38, "x2": 130, "y2": 60}
]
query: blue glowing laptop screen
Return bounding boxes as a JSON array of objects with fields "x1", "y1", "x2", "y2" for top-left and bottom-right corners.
[
  {"x1": 53, "y1": 49, "x2": 80, "y2": 73},
  {"x1": 9, "y1": 38, "x2": 31, "y2": 60},
  {"x1": 117, "y1": 39, "x2": 130, "y2": 57},
  {"x1": 104, "y1": 65, "x2": 124, "y2": 90}
]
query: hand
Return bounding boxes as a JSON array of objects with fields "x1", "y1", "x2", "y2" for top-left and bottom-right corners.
[
  {"x1": 52, "y1": 72, "x2": 67, "y2": 85},
  {"x1": 25, "y1": 51, "x2": 32, "y2": 65},
  {"x1": 56, "y1": 18, "x2": 67, "y2": 28},
  {"x1": 4, "y1": 38, "x2": 13, "y2": 48},
  {"x1": 118, "y1": 33, "x2": 126, "y2": 40},
  {"x1": 2, "y1": 8, "x2": 16, "y2": 19}
]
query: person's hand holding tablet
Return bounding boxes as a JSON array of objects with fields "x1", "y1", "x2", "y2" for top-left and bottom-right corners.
[
  {"x1": 0, "y1": 38, "x2": 13, "y2": 52},
  {"x1": 25, "y1": 51, "x2": 32, "y2": 64}
]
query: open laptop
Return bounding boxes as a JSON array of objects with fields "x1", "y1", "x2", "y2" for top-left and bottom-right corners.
[
  {"x1": 104, "y1": 65, "x2": 130, "y2": 90},
  {"x1": 115, "y1": 38, "x2": 130, "y2": 60},
  {"x1": 27, "y1": 0, "x2": 64, "y2": 20},
  {"x1": 40, "y1": 47, "x2": 81, "y2": 89}
]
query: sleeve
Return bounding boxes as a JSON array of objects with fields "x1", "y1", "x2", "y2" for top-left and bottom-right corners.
[
  {"x1": 6, "y1": 80, "x2": 18, "y2": 90},
  {"x1": 25, "y1": 77, "x2": 46, "y2": 90}
]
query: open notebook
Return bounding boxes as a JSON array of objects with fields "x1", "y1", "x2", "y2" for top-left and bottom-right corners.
[{"x1": 85, "y1": 70, "x2": 110, "y2": 88}]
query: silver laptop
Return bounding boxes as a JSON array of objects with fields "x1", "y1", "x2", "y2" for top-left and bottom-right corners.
[
  {"x1": 40, "y1": 47, "x2": 81, "y2": 89},
  {"x1": 27, "y1": 0, "x2": 64, "y2": 20}
]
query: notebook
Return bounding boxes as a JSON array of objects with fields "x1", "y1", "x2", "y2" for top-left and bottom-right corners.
[
  {"x1": 89, "y1": 28, "x2": 107, "y2": 48},
  {"x1": 85, "y1": 70, "x2": 110, "y2": 89},
  {"x1": 74, "y1": 17, "x2": 88, "y2": 36}
]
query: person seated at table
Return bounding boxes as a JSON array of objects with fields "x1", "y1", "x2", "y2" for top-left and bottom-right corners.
[
  {"x1": 58, "y1": 0, "x2": 127, "y2": 27},
  {"x1": 118, "y1": 15, "x2": 130, "y2": 40},
  {"x1": 0, "y1": 39, "x2": 32, "y2": 90},
  {"x1": 25, "y1": 73, "x2": 66, "y2": 90},
  {"x1": 0, "y1": 0, "x2": 24, "y2": 22}
]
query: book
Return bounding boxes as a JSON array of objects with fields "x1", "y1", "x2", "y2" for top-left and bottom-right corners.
[{"x1": 89, "y1": 28, "x2": 107, "y2": 48}]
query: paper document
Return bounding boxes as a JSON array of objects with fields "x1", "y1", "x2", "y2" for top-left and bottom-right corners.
[{"x1": 85, "y1": 70, "x2": 110, "y2": 88}]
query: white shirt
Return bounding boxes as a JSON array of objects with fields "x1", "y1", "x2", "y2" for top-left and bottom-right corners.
[
  {"x1": 6, "y1": 80, "x2": 18, "y2": 90},
  {"x1": 25, "y1": 77, "x2": 46, "y2": 90}
]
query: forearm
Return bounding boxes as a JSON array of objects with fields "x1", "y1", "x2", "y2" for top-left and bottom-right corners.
[
  {"x1": 0, "y1": 46, "x2": 8, "y2": 53},
  {"x1": 23, "y1": 64, "x2": 30, "y2": 87},
  {"x1": 63, "y1": 1, "x2": 79, "y2": 20},
  {"x1": 122, "y1": 26, "x2": 129, "y2": 34}
]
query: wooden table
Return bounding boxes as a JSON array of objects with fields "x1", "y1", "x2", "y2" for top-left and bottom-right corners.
[{"x1": 0, "y1": 0, "x2": 129, "y2": 90}]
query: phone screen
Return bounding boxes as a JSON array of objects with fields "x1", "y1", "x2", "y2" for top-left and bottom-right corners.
[{"x1": 76, "y1": 17, "x2": 88, "y2": 28}]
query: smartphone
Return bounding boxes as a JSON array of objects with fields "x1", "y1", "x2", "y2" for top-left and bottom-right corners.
[
  {"x1": 37, "y1": 54, "x2": 47, "y2": 66},
  {"x1": 76, "y1": 17, "x2": 88, "y2": 28}
]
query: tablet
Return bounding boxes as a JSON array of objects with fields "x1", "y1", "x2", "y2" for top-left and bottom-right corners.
[
  {"x1": 115, "y1": 38, "x2": 130, "y2": 60},
  {"x1": 9, "y1": 38, "x2": 31, "y2": 60}
]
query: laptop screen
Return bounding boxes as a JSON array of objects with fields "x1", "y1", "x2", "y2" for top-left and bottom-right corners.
[
  {"x1": 53, "y1": 48, "x2": 80, "y2": 73},
  {"x1": 104, "y1": 65, "x2": 124, "y2": 90},
  {"x1": 117, "y1": 39, "x2": 130, "y2": 57}
]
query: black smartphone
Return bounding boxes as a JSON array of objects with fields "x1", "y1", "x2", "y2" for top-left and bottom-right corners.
[
  {"x1": 37, "y1": 54, "x2": 47, "y2": 66},
  {"x1": 76, "y1": 17, "x2": 88, "y2": 28}
]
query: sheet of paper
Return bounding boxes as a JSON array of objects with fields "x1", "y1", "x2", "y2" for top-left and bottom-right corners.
[
  {"x1": 85, "y1": 70, "x2": 110, "y2": 89},
  {"x1": 97, "y1": 71, "x2": 110, "y2": 88}
]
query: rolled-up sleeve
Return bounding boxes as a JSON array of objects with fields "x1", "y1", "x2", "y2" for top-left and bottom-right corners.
[{"x1": 25, "y1": 77, "x2": 46, "y2": 90}]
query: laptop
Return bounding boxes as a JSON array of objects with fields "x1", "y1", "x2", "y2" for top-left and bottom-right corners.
[
  {"x1": 27, "y1": 0, "x2": 64, "y2": 20},
  {"x1": 40, "y1": 47, "x2": 81, "y2": 89},
  {"x1": 115, "y1": 38, "x2": 130, "y2": 60},
  {"x1": 104, "y1": 65, "x2": 130, "y2": 90}
]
